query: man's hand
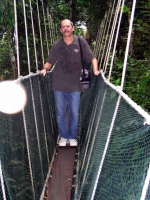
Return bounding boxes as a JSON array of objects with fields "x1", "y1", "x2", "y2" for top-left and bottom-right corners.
[
  {"x1": 40, "y1": 62, "x2": 52, "y2": 76},
  {"x1": 40, "y1": 68, "x2": 47, "y2": 76},
  {"x1": 93, "y1": 70, "x2": 100, "y2": 76}
]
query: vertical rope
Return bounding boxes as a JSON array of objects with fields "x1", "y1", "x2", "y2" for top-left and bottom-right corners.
[
  {"x1": 140, "y1": 164, "x2": 150, "y2": 200},
  {"x1": 47, "y1": 7, "x2": 53, "y2": 47},
  {"x1": 38, "y1": 77, "x2": 50, "y2": 163},
  {"x1": 98, "y1": 9, "x2": 111, "y2": 69},
  {"x1": 41, "y1": 0, "x2": 49, "y2": 55},
  {"x1": 100, "y1": 1, "x2": 116, "y2": 70},
  {"x1": 0, "y1": 160, "x2": 6, "y2": 200},
  {"x1": 22, "y1": 109, "x2": 36, "y2": 200},
  {"x1": 30, "y1": 78, "x2": 44, "y2": 181},
  {"x1": 91, "y1": 95, "x2": 122, "y2": 200},
  {"x1": 108, "y1": 0, "x2": 125, "y2": 81},
  {"x1": 36, "y1": 0, "x2": 45, "y2": 66},
  {"x1": 121, "y1": 0, "x2": 137, "y2": 90},
  {"x1": 14, "y1": 0, "x2": 20, "y2": 77},
  {"x1": 22, "y1": 0, "x2": 31, "y2": 74},
  {"x1": 103, "y1": 0, "x2": 121, "y2": 73},
  {"x1": 29, "y1": 0, "x2": 38, "y2": 71}
]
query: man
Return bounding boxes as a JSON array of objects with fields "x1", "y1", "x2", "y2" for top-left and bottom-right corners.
[{"x1": 41, "y1": 19, "x2": 99, "y2": 147}]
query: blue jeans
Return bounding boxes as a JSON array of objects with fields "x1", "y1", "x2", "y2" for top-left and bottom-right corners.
[{"x1": 53, "y1": 91, "x2": 81, "y2": 139}]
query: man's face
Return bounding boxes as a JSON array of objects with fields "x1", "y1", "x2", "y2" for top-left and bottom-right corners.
[{"x1": 60, "y1": 20, "x2": 74, "y2": 37}]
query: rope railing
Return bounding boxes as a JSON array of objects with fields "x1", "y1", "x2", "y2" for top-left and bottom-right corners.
[{"x1": 0, "y1": 0, "x2": 150, "y2": 200}]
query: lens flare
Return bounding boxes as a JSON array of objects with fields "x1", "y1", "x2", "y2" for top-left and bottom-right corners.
[{"x1": 0, "y1": 80, "x2": 27, "y2": 114}]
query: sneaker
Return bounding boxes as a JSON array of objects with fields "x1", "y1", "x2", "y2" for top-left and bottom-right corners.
[
  {"x1": 58, "y1": 137, "x2": 68, "y2": 146},
  {"x1": 69, "y1": 139, "x2": 78, "y2": 146}
]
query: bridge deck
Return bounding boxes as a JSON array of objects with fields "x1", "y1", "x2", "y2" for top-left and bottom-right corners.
[{"x1": 47, "y1": 147, "x2": 77, "y2": 200}]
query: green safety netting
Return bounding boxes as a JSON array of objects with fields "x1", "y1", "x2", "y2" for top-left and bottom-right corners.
[
  {"x1": 0, "y1": 73, "x2": 58, "y2": 200},
  {"x1": 73, "y1": 74, "x2": 150, "y2": 200}
]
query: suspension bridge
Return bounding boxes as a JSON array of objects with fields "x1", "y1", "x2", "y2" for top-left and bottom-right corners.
[{"x1": 0, "y1": 0, "x2": 150, "y2": 200}]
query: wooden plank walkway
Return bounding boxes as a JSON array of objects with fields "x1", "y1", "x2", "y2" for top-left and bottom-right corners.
[{"x1": 47, "y1": 147, "x2": 77, "y2": 200}]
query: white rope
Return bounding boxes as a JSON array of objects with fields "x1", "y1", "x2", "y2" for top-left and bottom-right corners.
[
  {"x1": 22, "y1": 109, "x2": 36, "y2": 200},
  {"x1": 98, "y1": 10, "x2": 110, "y2": 68},
  {"x1": 101, "y1": 71, "x2": 150, "y2": 125},
  {"x1": 29, "y1": 0, "x2": 38, "y2": 71},
  {"x1": 91, "y1": 94, "x2": 121, "y2": 200},
  {"x1": 103, "y1": 0, "x2": 121, "y2": 73},
  {"x1": 100, "y1": 1, "x2": 116, "y2": 71},
  {"x1": 29, "y1": 78, "x2": 44, "y2": 181},
  {"x1": 22, "y1": 0, "x2": 31, "y2": 74},
  {"x1": 140, "y1": 164, "x2": 150, "y2": 200},
  {"x1": 36, "y1": 0, "x2": 45, "y2": 66},
  {"x1": 14, "y1": 0, "x2": 20, "y2": 77},
  {"x1": 37, "y1": 77, "x2": 50, "y2": 163},
  {"x1": 47, "y1": 7, "x2": 53, "y2": 47},
  {"x1": 121, "y1": 0, "x2": 137, "y2": 90},
  {"x1": 75, "y1": 95, "x2": 99, "y2": 198},
  {"x1": 108, "y1": 0, "x2": 125, "y2": 81},
  {"x1": 0, "y1": 160, "x2": 7, "y2": 200},
  {"x1": 41, "y1": 0, "x2": 49, "y2": 55}
]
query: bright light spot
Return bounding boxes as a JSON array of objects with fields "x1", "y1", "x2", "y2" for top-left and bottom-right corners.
[{"x1": 0, "y1": 80, "x2": 27, "y2": 114}]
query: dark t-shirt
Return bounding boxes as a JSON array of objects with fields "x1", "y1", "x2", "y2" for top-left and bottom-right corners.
[{"x1": 47, "y1": 35, "x2": 95, "y2": 92}]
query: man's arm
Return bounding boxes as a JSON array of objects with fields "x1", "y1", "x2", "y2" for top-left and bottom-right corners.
[
  {"x1": 91, "y1": 58, "x2": 100, "y2": 76},
  {"x1": 41, "y1": 62, "x2": 52, "y2": 76}
]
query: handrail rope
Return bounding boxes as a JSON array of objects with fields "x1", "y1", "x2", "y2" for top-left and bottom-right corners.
[
  {"x1": 14, "y1": 0, "x2": 20, "y2": 77},
  {"x1": 41, "y1": 0, "x2": 49, "y2": 56},
  {"x1": 103, "y1": 0, "x2": 121, "y2": 73},
  {"x1": 0, "y1": 160, "x2": 6, "y2": 200},
  {"x1": 91, "y1": 94, "x2": 122, "y2": 200},
  {"x1": 140, "y1": 164, "x2": 150, "y2": 200},
  {"x1": 37, "y1": 77, "x2": 50, "y2": 163},
  {"x1": 29, "y1": 78, "x2": 44, "y2": 181},
  {"x1": 75, "y1": 92, "x2": 101, "y2": 198},
  {"x1": 36, "y1": 0, "x2": 45, "y2": 66},
  {"x1": 22, "y1": 0, "x2": 31, "y2": 74},
  {"x1": 100, "y1": 1, "x2": 116, "y2": 71},
  {"x1": 29, "y1": 0, "x2": 38, "y2": 72},
  {"x1": 22, "y1": 109, "x2": 36, "y2": 200},
  {"x1": 101, "y1": 71, "x2": 150, "y2": 124},
  {"x1": 108, "y1": 0, "x2": 125, "y2": 81},
  {"x1": 120, "y1": 0, "x2": 137, "y2": 90},
  {"x1": 97, "y1": 11, "x2": 109, "y2": 64}
]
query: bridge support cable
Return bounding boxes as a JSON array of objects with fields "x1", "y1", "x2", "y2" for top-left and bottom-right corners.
[
  {"x1": 98, "y1": 8, "x2": 111, "y2": 68},
  {"x1": 75, "y1": 90, "x2": 102, "y2": 198},
  {"x1": 14, "y1": 0, "x2": 20, "y2": 77},
  {"x1": 30, "y1": 78, "x2": 45, "y2": 180},
  {"x1": 140, "y1": 164, "x2": 150, "y2": 200},
  {"x1": 108, "y1": 0, "x2": 126, "y2": 81},
  {"x1": 91, "y1": 94, "x2": 122, "y2": 200},
  {"x1": 41, "y1": 0, "x2": 49, "y2": 56},
  {"x1": 22, "y1": 109, "x2": 36, "y2": 200},
  {"x1": 100, "y1": 0, "x2": 117, "y2": 71},
  {"x1": 103, "y1": 0, "x2": 122, "y2": 74},
  {"x1": 0, "y1": 160, "x2": 7, "y2": 200},
  {"x1": 22, "y1": 0, "x2": 31, "y2": 74},
  {"x1": 29, "y1": 0, "x2": 39, "y2": 72},
  {"x1": 120, "y1": 0, "x2": 137, "y2": 90}
]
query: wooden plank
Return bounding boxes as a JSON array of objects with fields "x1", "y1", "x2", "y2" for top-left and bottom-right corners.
[{"x1": 47, "y1": 147, "x2": 76, "y2": 200}]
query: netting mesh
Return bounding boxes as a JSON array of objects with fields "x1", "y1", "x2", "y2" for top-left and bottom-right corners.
[
  {"x1": 0, "y1": 73, "x2": 58, "y2": 200},
  {"x1": 73, "y1": 74, "x2": 150, "y2": 200}
]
